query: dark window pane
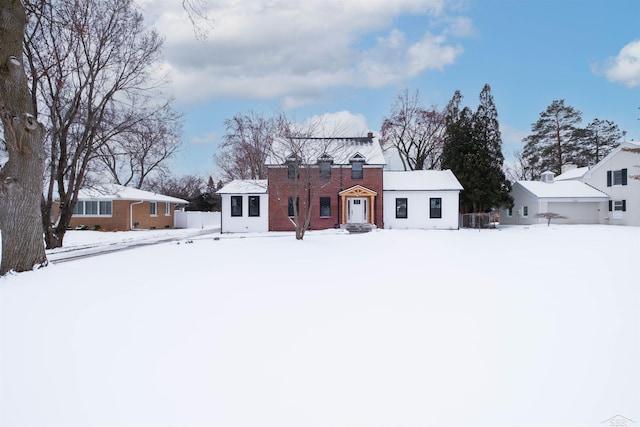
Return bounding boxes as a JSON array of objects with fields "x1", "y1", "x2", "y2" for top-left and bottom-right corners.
[
  {"x1": 231, "y1": 196, "x2": 243, "y2": 217},
  {"x1": 248, "y1": 196, "x2": 260, "y2": 217},
  {"x1": 320, "y1": 197, "x2": 331, "y2": 217},
  {"x1": 288, "y1": 197, "x2": 299, "y2": 217},
  {"x1": 351, "y1": 161, "x2": 363, "y2": 179},
  {"x1": 396, "y1": 198, "x2": 407, "y2": 218},
  {"x1": 430, "y1": 198, "x2": 442, "y2": 218},
  {"x1": 319, "y1": 162, "x2": 331, "y2": 179},
  {"x1": 287, "y1": 161, "x2": 299, "y2": 179}
]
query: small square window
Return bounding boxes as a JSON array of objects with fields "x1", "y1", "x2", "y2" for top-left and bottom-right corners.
[
  {"x1": 396, "y1": 198, "x2": 407, "y2": 219},
  {"x1": 231, "y1": 196, "x2": 243, "y2": 217},
  {"x1": 320, "y1": 197, "x2": 331, "y2": 217},
  {"x1": 73, "y1": 201, "x2": 84, "y2": 215},
  {"x1": 248, "y1": 196, "x2": 260, "y2": 217},
  {"x1": 100, "y1": 201, "x2": 112, "y2": 216},
  {"x1": 85, "y1": 201, "x2": 98, "y2": 215}
]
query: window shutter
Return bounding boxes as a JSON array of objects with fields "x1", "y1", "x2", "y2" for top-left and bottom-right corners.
[
  {"x1": 607, "y1": 171, "x2": 612, "y2": 187},
  {"x1": 622, "y1": 200, "x2": 626, "y2": 212},
  {"x1": 622, "y1": 169, "x2": 628, "y2": 186},
  {"x1": 608, "y1": 200, "x2": 612, "y2": 212}
]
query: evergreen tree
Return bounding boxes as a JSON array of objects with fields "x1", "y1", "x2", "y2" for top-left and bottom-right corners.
[
  {"x1": 522, "y1": 100, "x2": 582, "y2": 178},
  {"x1": 441, "y1": 86, "x2": 512, "y2": 214},
  {"x1": 473, "y1": 84, "x2": 512, "y2": 211},
  {"x1": 574, "y1": 118, "x2": 624, "y2": 166}
]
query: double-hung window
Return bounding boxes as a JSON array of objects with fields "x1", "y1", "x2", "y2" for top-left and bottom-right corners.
[
  {"x1": 248, "y1": 196, "x2": 260, "y2": 217},
  {"x1": 165, "y1": 202, "x2": 171, "y2": 216},
  {"x1": 522, "y1": 206, "x2": 528, "y2": 217},
  {"x1": 607, "y1": 169, "x2": 628, "y2": 186},
  {"x1": 288, "y1": 197, "x2": 299, "y2": 217},
  {"x1": 231, "y1": 196, "x2": 243, "y2": 217},
  {"x1": 351, "y1": 161, "x2": 363, "y2": 179},
  {"x1": 429, "y1": 198, "x2": 442, "y2": 219},
  {"x1": 150, "y1": 202, "x2": 157, "y2": 216},
  {"x1": 320, "y1": 197, "x2": 331, "y2": 217},
  {"x1": 396, "y1": 198, "x2": 408, "y2": 219}
]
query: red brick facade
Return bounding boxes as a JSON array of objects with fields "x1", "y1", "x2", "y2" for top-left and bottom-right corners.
[
  {"x1": 59, "y1": 200, "x2": 177, "y2": 231},
  {"x1": 268, "y1": 164, "x2": 384, "y2": 231}
]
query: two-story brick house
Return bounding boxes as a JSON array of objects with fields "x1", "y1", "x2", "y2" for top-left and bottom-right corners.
[{"x1": 265, "y1": 132, "x2": 386, "y2": 232}]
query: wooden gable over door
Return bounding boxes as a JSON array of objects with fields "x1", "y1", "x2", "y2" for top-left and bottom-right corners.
[{"x1": 338, "y1": 185, "x2": 378, "y2": 224}]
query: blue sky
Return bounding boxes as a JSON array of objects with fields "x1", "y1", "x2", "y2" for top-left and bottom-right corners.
[{"x1": 141, "y1": 0, "x2": 640, "y2": 180}]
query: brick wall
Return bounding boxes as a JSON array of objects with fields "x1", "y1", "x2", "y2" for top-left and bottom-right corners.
[
  {"x1": 65, "y1": 200, "x2": 176, "y2": 231},
  {"x1": 268, "y1": 165, "x2": 384, "y2": 231}
]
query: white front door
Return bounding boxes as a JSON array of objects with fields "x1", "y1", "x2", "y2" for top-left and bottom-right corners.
[{"x1": 348, "y1": 198, "x2": 367, "y2": 223}]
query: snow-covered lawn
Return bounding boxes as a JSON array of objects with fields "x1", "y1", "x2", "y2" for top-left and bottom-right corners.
[{"x1": 1, "y1": 225, "x2": 638, "y2": 426}]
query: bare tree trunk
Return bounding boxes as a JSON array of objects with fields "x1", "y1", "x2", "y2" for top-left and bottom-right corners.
[{"x1": 0, "y1": 0, "x2": 47, "y2": 275}]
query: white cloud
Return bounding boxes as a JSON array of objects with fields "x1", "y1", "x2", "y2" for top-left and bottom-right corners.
[
  {"x1": 142, "y1": 0, "x2": 470, "y2": 106},
  {"x1": 603, "y1": 39, "x2": 640, "y2": 88},
  {"x1": 190, "y1": 131, "x2": 218, "y2": 145}
]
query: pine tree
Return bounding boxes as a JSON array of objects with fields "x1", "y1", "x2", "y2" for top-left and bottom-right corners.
[
  {"x1": 522, "y1": 100, "x2": 582, "y2": 178},
  {"x1": 575, "y1": 118, "x2": 623, "y2": 166}
]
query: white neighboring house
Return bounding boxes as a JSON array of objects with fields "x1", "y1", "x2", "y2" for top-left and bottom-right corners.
[
  {"x1": 383, "y1": 170, "x2": 463, "y2": 230},
  {"x1": 582, "y1": 141, "x2": 640, "y2": 226},
  {"x1": 217, "y1": 180, "x2": 268, "y2": 233},
  {"x1": 500, "y1": 171, "x2": 609, "y2": 225}
]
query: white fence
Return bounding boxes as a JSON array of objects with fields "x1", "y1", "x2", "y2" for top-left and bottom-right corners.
[{"x1": 174, "y1": 211, "x2": 221, "y2": 229}]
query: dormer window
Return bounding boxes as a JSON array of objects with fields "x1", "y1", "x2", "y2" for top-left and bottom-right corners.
[
  {"x1": 350, "y1": 154, "x2": 365, "y2": 179},
  {"x1": 286, "y1": 156, "x2": 299, "y2": 179},
  {"x1": 318, "y1": 154, "x2": 333, "y2": 179}
]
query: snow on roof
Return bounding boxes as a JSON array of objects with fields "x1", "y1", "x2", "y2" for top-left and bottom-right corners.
[
  {"x1": 266, "y1": 136, "x2": 386, "y2": 165},
  {"x1": 586, "y1": 140, "x2": 640, "y2": 176},
  {"x1": 383, "y1": 170, "x2": 464, "y2": 191},
  {"x1": 516, "y1": 180, "x2": 608, "y2": 199},
  {"x1": 555, "y1": 167, "x2": 589, "y2": 181},
  {"x1": 217, "y1": 179, "x2": 268, "y2": 194},
  {"x1": 77, "y1": 184, "x2": 189, "y2": 204}
]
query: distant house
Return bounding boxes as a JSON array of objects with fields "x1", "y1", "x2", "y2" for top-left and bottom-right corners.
[
  {"x1": 500, "y1": 171, "x2": 609, "y2": 225},
  {"x1": 582, "y1": 141, "x2": 640, "y2": 226},
  {"x1": 217, "y1": 180, "x2": 268, "y2": 233},
  {"x1": 265, "y1": 133, "x2": 386, "y2": 232},
  {"x1": 62, "y1": 184, "x2": 188, "y2": 231},
  {"x1": 383, "y1": 170, "x2": 463, "y2": 230}
]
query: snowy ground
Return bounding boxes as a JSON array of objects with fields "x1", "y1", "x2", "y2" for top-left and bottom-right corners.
[{"x1": 1, "y1": 225, "x2": 638, "y2": 427}]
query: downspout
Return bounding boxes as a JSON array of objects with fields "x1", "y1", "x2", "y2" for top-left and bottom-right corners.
[{"x1": 130, "y1": 200, "x2": 144, "y2": 230}]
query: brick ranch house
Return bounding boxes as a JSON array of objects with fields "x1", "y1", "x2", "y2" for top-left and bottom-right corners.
[
  {"x1": 57, "y1": 184, "x2": 188, "y2": 231},
  {"x1": 265, "y1": 133, "x2": 386, "y2": 232}
]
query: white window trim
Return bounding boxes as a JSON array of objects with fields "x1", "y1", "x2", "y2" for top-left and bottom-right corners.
[
  {"x1": 165, "y1": 202, "x2": 171, "y2": 216},
  {"x1": 73, "y1": 200, "x2": 113, "y2": 217},
  {"x1": 150, "y1": 201, "x2": 157, "y2": 217}
]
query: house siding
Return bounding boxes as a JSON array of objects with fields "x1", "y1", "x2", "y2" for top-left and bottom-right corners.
[
  {"x1": 383, "y1": 190, "x2": 460, "y2": 230},
  {"x1": 268, "y1": 165, "x2": 384, "y2": 231},
  {"x1": 221, "y1": 193, "x2": 269, "y2": 233},
  {"x1": 583, "y1": 145, "x2": 640, "y2": 226}
]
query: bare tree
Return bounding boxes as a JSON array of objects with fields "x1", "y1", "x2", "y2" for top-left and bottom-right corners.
[
  {"x1": 97, "y1": 102, "x2": 183, "y2": 188},
  {"x1": 0, "y1": 1, "x2": 48, "y2": 275},
  {"x1": 214, "y1": 112, "x2": 277, "y2": 181},
  {"x1": 25, "y1": 0, "x2": 176, "y2": 249},
  {"x1": 535, "y1": 212, "x2": 567, "y2": 226},
  {"x1": 380, "y1": 89, "x2": 446, "y2": 170},
  {"x1": 267, "y1": 116, "x2": 352, "y2": 240}
]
